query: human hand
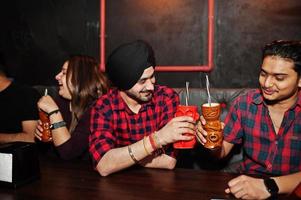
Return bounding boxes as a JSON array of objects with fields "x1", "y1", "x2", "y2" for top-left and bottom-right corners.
[
  {"x1": 225, "y1": 175, "x2": 271, "y2": 199},
  {"x1": 156, "y1": 116, "x2": 196, "y2": 146},
  {"x1": 37, "y1": 95, "x2": 59, "y2": 113},
  {"x1": 196, "y1": 116, "x2": 225, "y2": 145},
  {"x1": 196, "y1": 115, "x2": 207, "y2": 145},
  {"x1": 34, "y1": 120, "x2": 52, "y2": 142},
  {"x1": 34, "y1": 120, "x2": 43, "y2": 141}
]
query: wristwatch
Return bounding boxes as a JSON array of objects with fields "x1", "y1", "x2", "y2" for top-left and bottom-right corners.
[
  {"x1": 50, "y1": 121, "x2": 66, "y2": 130},
  {"x1": 264, "y1": 178, "x2": 279, "y2": 198}
]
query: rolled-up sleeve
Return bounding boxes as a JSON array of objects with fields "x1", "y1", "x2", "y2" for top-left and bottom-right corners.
[{"x1": 89, "y1": 98, "x2": 116, "y2": 167}]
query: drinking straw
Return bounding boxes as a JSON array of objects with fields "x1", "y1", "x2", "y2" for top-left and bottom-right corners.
[
  {"x1": 44, "y1": 88, "x2": 48, "y2": 96},
  {"x1": 205, "y1": 74, "x2": 211, "y2": 106},
  {"x1": 185, "y1": 81, "x2": 190, "y2": 106}
]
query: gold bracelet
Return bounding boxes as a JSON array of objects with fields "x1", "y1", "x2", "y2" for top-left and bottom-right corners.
[
  {"x1": 143, "y1": 136, "x2": 151, "y2": 155},
  {"x1": 128, "y1": 145, "x2": 138, "y2": 164},
  {"x1": 153, "y1": 132, "x2": 162, "y2": 148}
]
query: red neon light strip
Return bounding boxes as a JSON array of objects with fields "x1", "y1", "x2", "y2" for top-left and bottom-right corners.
[
  {"x1": 100, "y1": 0, "x2": 214, "y2": 72},
  {"x1": 100, "y1": 0, "x2": 106, "y2": 72}
]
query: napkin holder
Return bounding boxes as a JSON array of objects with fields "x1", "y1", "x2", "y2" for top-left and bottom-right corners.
[{"x1": 0, "y1": 142, "x2": 40, "y2": 188}]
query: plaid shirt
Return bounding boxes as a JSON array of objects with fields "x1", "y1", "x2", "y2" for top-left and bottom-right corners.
[
  {"x1": 89, "y1": 85, "x2": 179, "y2": 166},
  {"x1": 224, "y1": 89, "x2": 301, "y2": 176}
]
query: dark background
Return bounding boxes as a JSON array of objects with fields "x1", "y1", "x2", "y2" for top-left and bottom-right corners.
[{"x1": 0, "y1": 0, "x2": 300, "y2": 88}]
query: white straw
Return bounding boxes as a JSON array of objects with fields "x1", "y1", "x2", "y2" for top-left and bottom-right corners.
[
  {"x1": 185, "y1": 81, "x2": 190, "y2": 106},
  {"x1": 205, "y1": 75, "x2": 211, "y2": 106},
  {"x1": 44, "y1": 88, "x2": 48, "y2": 96}
]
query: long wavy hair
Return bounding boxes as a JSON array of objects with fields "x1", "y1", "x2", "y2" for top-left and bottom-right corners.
[{"x1": 65, "y1": 55, "x2": 109, "y2": 132}]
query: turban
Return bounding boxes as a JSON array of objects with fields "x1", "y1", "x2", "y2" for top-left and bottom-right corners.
[{"x1": 106, "y1": 40, "x2": 156, "y2": 90}]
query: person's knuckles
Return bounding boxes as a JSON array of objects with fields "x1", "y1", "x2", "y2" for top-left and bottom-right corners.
[
  {"x1": 176, "y1": 116, "x2": 194, "y2": 122},
  {"x1": 189, "y1": 123, "x2": 196, "y2": 129},
  {"x1": 181, "y1": 135, "x2": 193, "y2": 140},
  {"x1": 186, "y1": 129, "x2": 195, "y2": 134}
]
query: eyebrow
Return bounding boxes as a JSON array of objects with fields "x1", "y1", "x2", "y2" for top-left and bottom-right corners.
[{"x1": 260, "y1": 69, "x2": 288, "y2": 76}]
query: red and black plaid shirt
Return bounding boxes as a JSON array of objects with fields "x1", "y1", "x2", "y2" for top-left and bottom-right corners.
[
  {"x1": 89, "y1": 85, "x2": 179, "y2": 166},
  {"x1": 224, "y1": 89, "x2": 301, "y2": 175}
]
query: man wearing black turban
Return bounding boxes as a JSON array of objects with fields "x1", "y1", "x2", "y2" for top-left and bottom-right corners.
[{"x1": 89, "y1": 40, "x2": 196, "y2": 176}]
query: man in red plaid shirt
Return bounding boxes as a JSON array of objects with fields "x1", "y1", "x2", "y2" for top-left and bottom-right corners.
[
  {"x1": 198, "y1": 40, "x2": 301, "y2": 199},
  {"x1": 89, "y1": 40, "x2": 196, "y2": 176}
]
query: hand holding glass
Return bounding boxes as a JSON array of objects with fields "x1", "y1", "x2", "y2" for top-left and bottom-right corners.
[
  {"x1": 173, "y1": 105, "x2": 199, "y2": 149},
  {"x1": 39, "y1": 110, "x2": 52, "y2": 142},
  {"x1": 201, "y1": 103, "x2": 223, "y2": 149}
]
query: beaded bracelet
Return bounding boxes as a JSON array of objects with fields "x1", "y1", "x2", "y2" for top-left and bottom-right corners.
[{"x1": 128, "y1": 145, "x2": 138, "y2": 164}]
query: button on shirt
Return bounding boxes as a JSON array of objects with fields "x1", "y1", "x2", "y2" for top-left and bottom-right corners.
[
  {"x1": 223, "y1": 89, "x2": 301, "y2": 175},
  {"x1": 89, "y1": 85, "x2": 179, "y2": 166}
]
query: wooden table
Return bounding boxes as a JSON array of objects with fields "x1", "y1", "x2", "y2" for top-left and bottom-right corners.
[{"x1": 0, "y1": 157, "x2": 296, "y2": 200}]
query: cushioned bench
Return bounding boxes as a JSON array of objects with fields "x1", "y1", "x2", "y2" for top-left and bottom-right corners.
[
  {"x1": 33, "y1": 85, "x2": 254, "y2": 171},
  {"x1": 175, "y1": 88, "x2": 253, "y2": 121}
]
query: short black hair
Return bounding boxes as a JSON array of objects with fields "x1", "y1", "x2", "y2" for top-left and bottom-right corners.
[{"x1": 263, "y1": 40, "x2": 301, "y2": 75}]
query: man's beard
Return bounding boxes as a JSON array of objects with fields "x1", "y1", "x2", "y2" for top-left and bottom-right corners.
[{"x1": 125, "y1": 90, "x2": 153, "y2": 103}]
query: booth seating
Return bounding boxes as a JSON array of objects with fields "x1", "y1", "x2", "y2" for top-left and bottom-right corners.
[
  {"x1": 33, "y1": 85, "x2": 255, "y2": 171},
  {"x1": 175, "y1": 88, "x2": 253, "y2": 121}
]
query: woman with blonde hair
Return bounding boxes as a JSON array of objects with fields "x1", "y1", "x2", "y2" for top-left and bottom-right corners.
[{"x1": 35, "y1": 55, "x2": 109, "y2": 159}]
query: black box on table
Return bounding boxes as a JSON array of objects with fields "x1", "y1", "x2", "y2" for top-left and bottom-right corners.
[{"x1": 0, "y1": 142, "x2": 40, "y2": 188}]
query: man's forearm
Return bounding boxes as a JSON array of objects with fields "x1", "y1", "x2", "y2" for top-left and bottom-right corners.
[
  {"x1": 95, "y1": 133, "x2": 178, "y2": 176},
  {"x1": 0, "y1": 132, "x2": 35, "y2": 143},
  {"x1": 96, "y1": 146, "x2": 137, "y2": 176},
  {"x1": 96, "y1": 137, "x2": 155, "y2": 176},
  {"x1": 274, "y1": 171, "x2": 301, "y2": 194},
  {"x1": 141, "y1": 153, "x2": 176, "y2": 169}
]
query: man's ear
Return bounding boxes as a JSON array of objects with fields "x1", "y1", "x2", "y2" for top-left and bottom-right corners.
[{"x1": 298, "y1": 76, "x2": 301, "y2": 87}]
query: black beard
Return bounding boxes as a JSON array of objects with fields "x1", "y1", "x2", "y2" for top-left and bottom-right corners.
[
  {"x1": 264, "y1": 99, "x2": 278, "y2": 105},
  {"x1": 125, "y1": 90, "x2": 153, "y2": 104}
]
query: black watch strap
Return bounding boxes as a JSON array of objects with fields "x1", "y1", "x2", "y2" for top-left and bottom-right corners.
[
  {"x1": 50, "y1": 121, "x2": 66, "y2": 130},
  {"x1": 264, "y1": 178, "x2": 279, "y2": 198}
]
